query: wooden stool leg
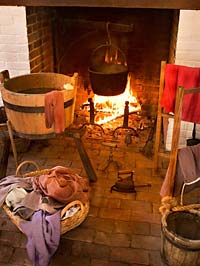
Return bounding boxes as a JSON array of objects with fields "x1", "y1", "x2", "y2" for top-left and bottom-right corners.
[
  {"x1": 153, "y1": 61, "x2": 166, "y2": 174},
  {"x1": 7, "y1": 120, "x2": 18, "y2": 168},
  {"x1": 0, "y1": 131, "x2": 10, "y2": 178}
]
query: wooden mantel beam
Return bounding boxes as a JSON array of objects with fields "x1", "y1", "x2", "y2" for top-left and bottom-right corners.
[{"x1": 0, "y1": 0, "x2": 200, "y2": 10}]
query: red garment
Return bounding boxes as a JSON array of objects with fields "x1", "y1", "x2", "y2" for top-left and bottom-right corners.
[
  {"x1": 178, "y1": 66, "x2": 200, "y2": 123},
  {"x1": 33, "y1": 166, "x2": 90, "y2": 204},
  {"x1": 160, "y1": 64, "x2": 200, "y2": 123},
  {"x1": 44, "y1": 90, "x2": 65, "y2": 133},
  {"x1": 160, "y1": 64, "x2": 178, "y2": 113}
]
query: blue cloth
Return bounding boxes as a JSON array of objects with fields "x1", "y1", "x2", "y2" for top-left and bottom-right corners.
[{"x1": 20, "y1": 210, "x2": 61, "y2": 266}]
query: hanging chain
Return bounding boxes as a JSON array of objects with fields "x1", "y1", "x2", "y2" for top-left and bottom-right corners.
[{"x1": 106, "y1": 22, "x2": 112, "y2": 46}]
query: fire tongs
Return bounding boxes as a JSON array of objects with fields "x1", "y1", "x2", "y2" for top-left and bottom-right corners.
[{"x1": 110, "y1": 170, "x2": 151, "y2": 193}]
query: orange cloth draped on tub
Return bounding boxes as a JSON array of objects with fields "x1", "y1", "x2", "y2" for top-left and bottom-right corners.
[
  {"x1": 44, "y1": 90, "x2": 65, "y2": 133},
  {"x1": 33, "y1": 166, "x2": 90, "y2": 204},
  {"x1": 160, "y1": 64, "x2": 200, "y2": 124}
]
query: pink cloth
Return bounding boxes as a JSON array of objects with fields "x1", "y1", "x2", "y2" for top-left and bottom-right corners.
[
  {"x1": 160, "y1": 64, "x2": 200, "y2": 123},
  {"x1": 44, "y1": 90, "x2": 65, "y2": 133},
  {"x1": 33, "y1": 166, "x2": 90, "y2": 204}
]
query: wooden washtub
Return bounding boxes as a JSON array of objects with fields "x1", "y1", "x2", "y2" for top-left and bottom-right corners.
[{"x1": 1, "y1": 72, "x2": 78, "y2": 138}]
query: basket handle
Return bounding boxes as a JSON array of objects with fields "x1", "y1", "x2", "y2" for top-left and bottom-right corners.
[
  {"x1": 60, "y1": 200, "x2": 84, "y2": 219},
  {"x1": 16, "y1": 160, "x2": 40, "y2": 176},
  {"x1": 180, "y1": 177, "x2": 200, "y2": 205}
]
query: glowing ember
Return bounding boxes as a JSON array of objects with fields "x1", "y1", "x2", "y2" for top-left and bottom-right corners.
[{"x1": 93, "y1": 74, "x2": 141, "y2": 124}]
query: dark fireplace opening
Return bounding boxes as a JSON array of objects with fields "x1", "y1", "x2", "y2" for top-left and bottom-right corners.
[{"x1": 26, "y1": 7, "x2": 179, "y2": 127}]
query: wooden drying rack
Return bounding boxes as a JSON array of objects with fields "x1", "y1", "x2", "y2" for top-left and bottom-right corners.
[{"x1": 154, "y1": 61, "x2": 200, "y2": 196}]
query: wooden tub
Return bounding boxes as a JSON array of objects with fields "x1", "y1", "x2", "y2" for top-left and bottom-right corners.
[
  {"x1": 161, "y1": 210, "x2": 200, "y2": 266},
  {"x1": 1, "y1": 72, "x2": 78, "y2": 138}
]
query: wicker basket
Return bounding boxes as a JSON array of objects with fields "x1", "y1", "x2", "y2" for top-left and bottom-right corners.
[{"x1": 2, "y1": 161, "x2": 90, "y2": 235}]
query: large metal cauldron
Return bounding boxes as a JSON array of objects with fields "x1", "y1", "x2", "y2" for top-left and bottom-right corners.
[
  {"x1": 1, "y1": 72, "x2": 78, "y2": 138},
  {"x1": 88, "y1": 44, "x2": 128, "y2": 96}
]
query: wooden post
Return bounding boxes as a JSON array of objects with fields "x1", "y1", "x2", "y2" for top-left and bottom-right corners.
[
  {"x1": 0, "y1": 130, "x2": 10, "y2": 179},
  {"x1": 0, "y1": 70, "x2": 10, "y2": 178},
  {"x1": 74, "y1": 137, "x2": 97, "y2": 182},
  {"x1": 166, "y1": 86, "x2": 185, "y2": 196},
  {"x1": 7, "y1": 120, "x2": 19, "y2": 168},
  {"x1": 65, "y1": 128, "x2": 97, "y2": 182},
  {"x1": 153, "y1": 61, "x2": 166, "y2": 172}
]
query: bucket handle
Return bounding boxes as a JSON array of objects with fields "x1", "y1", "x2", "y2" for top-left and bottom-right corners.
[{"x1": 180, "y1": 177, "x2": 200, "y2": 205}]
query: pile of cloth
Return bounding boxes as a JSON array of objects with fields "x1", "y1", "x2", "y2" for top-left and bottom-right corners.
[{"x1": 0, "y1": 166, "x2": 90, "y2": 266}]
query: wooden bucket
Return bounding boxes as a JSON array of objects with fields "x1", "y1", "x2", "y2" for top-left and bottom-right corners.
[
  {"x1": 161, "y1": 211, "x2": 200, "y2": 266},
  {"x1": 1, "y1": 72, "x2": 78, "y2": 138}
]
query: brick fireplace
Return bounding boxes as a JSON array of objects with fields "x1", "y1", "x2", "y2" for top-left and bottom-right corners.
[
  {"x1": 1, "y1": 5, "x2": 200, "y2": 151},
  {"x1": 1, "y1": 4, "x2": 200, "y2": 266},
  {"x1": 25, "y1": 7, "x2": 179, "y2": 119}
]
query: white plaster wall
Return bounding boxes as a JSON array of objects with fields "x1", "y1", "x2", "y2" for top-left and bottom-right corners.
[
  {"x1": 166, "y1": 119, "x2": 200, "y2": 150},
  {"x1": 0, "y1": 6, "x2": 30, "y2": 78},
  {"x1": 165, "y1": 10, "x2": 200, "y2": 151},
  {"x1": 175, "y1": 10, "x2": 200, "y2": 67}
]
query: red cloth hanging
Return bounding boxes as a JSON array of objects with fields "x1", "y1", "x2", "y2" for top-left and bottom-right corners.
[
  {"x1": 160, "y1": 64, "x2": 178, "y2": 113},
  {"x1": 160, "y1": 64, "x2": 200, "y2": 124},
  {"x1": 178, "y1": 66, "x2": 200, "y2": 123}
]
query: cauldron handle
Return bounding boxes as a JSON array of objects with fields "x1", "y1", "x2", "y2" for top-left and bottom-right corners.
[{"x1": 89, "y1": 43, "x2": 127, "y2": 68}]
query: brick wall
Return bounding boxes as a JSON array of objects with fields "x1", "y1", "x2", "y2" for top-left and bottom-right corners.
[
  {"x1": 0, "y1": 6, "x2": 30, "y2": 78},
  {"x1": 26, "y1": 7, "x2": 54, "y2": 73},
  {"x1": 168, "y1": 10, "x2": 180, "y2": 64},
  {"x1": 0, "y1": 6, "x2": 55, "y2": 76}
]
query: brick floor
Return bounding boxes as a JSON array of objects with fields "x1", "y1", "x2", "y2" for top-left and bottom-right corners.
[{"x1": 0, "y1": 132, "x2": 166, "y2": 266}]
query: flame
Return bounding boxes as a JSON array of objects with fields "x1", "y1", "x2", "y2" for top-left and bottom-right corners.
[
  {"x1": 104, "y1": 47, "x2": 127, "y2": 65},
  {"x1": 93, "y1": 74, "x2": 141, "y2": 124}
]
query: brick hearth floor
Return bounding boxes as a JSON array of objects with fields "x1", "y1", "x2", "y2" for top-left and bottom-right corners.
[{"x1": 0, "y1": 132, "x2": 167, "y2": 266}]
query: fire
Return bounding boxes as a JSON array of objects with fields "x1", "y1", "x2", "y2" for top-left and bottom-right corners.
[
  {"x1": 104, "y1": 47, "x2": 127, "y2": 66},
  {"x1": 93, "y1": 74, "x2": 141, "y2": 124}
]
